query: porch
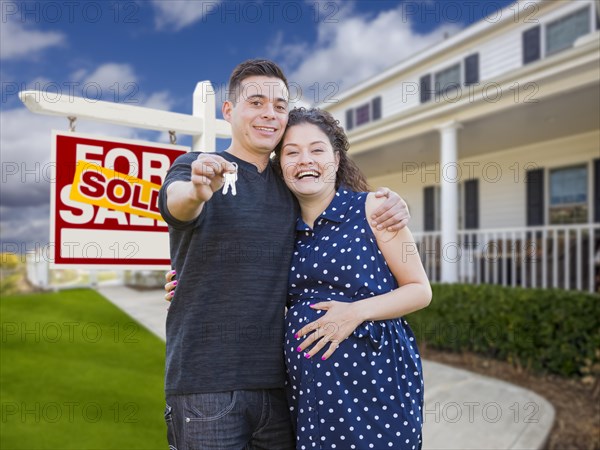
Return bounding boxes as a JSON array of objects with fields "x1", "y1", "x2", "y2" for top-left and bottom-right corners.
[{"x1": 413, "y1": 223, "x2": 600, "y2": 293}]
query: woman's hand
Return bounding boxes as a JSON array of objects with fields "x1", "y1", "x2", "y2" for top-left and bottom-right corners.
[
  {"x1": 295, "y1": 301, "x2": 364, "y2": 360},
  {"x1": 164, "y1": 269, "x2": 177, "y2": 302}
]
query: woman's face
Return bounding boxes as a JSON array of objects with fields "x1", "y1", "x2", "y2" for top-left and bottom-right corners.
[{"x1": 279, "y1": 123, "x2": 340, "y2": 199}]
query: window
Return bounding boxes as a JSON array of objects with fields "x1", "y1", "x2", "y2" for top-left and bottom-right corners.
[
  {"x1": 420, "y1": 54, "x2": 478, "y2": 103},
  {"x1": 347, "y1": 96, "x2": 382, "y2": 130},
  {"x1": 435, "y1": 64, "x2": 461, "y2": 97},
  {"x1": 546, "y1": 7, "x2": 590, "y2": 56},
  {"x1": 549, "y1": 165, "x2": 588, "y2": 224},
  {"x1": 355, "y1": 103, "x2": 370, "y2": 127}
]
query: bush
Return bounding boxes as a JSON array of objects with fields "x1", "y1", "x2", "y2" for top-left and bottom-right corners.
[{"x1": 407, "y1": 284, "x2": 600, "y2": 378}]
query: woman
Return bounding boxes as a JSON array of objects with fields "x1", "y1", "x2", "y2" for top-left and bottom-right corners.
[{"x1": 274, "y1": 108, "x2": 431, "y2": 450}]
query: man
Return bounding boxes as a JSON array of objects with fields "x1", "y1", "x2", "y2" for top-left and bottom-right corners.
[{"x1": 159, "y1": 59, "x2": 409, "y2": 449}]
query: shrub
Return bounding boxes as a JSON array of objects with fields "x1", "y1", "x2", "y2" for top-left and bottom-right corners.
[{"x1": 407, "y1": 284, "x2": 600, "y2": 378}]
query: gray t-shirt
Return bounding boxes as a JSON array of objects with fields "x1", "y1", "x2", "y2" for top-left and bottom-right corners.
[{"x1": 159, "y1": 151, "x2": 297, "y2": 394}]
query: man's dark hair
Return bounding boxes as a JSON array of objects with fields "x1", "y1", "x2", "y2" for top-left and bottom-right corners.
[{"x1": 227, "y1": 59, "x2": 288, "y2": 104}]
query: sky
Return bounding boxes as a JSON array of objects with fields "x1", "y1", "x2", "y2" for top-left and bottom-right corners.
[{"x1": 0, "y1": 0, "x2": 517, "y2": 254}]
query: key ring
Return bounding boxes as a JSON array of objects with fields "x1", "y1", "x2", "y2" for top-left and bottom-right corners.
[{"x1": 222, "y1": 162, "x2": 238, "y2": 196}]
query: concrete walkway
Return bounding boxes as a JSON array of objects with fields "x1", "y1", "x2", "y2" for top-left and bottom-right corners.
[{"x1": 97, "y1": 285, "x2": 555, "y2": 449}]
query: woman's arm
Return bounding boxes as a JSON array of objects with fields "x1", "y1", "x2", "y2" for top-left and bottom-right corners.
[
  {"x1": 296, "y1": 193, "x2": 431, "y2": 360},
  {"x1": 355, "y1": 193, "x2": 432, "y2": 319}
]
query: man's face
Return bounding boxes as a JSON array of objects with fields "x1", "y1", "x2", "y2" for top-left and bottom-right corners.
[{"x1": 223, "y1": 76, "x2": 289, "y2": 156}]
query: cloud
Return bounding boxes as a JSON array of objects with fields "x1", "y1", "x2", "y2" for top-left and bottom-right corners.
[
  {"x1": 271, "y1": 1, "x2": 463, "y2": 104},
  {"x1": 142, "y1": 91, "x2": 175, "y2": 111},
  {"x1": 0, "y1": 19, "x2": 66, "y2": 60},
  {"x1": 0, "y1": 204, "x2": 51, "y2": 252},
  {"x1": 0, "y1": 107, "x2": 145, "y2": 248},
  {"x1": 150, "y1": 0, "x2": 223, "y2": 31},
  {"x1": 71, "y1": 63, "x2": 139, "y2": 94}
]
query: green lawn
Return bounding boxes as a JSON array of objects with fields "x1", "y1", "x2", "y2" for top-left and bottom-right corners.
[{"x1": 1, "y1": 289, "x2": 167, "y2": 449}]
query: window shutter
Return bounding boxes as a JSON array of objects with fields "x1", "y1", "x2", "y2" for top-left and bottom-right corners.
[
  {"x1": 594, "y1": 158, "x2": 600, "y2": 223},
  {"x1": 464, "y1": 179, "x2": 479, "y2": 229},
  {"x1": 464, "y1": 53, "x2": 479, "y2": 85},
  {"x1": 424, "y1": 186, "x2": 435, "y2": 231},
  {"x1": 526, "y1": 168, "x2": 544, "y2": 226},
  {"x1": 523, "y1": 26, "x2": 541, "y2": 64},
  {"x1": 372, "y1": 96, "x2": 382, "y2": 121},
  {"x1": 420, "y1": 74, "x2": 432, "y2": 103},
  {"x1": 346, "y1": 109, "x2": 354, "y2": 131}
]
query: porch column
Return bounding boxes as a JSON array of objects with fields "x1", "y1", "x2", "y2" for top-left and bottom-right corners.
[{"x1": 438, "y1": 121, "x2": 462, "y2": 283}]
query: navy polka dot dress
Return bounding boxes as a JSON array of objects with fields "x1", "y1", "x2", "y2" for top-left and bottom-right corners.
[{"x1": 285, "y1": 187, "x2": 424, "y2": 450}]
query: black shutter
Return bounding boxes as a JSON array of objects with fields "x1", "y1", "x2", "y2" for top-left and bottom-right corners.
[
  {"x1": 526, "y1": 168, "x2": 544, "y2": 226},
  {"x1": 424, "y1": 186, "x2": 435, "y2": 231},
  {"x1": 464, "y1": 53, "x2": 479, "y2": 85},
  {"x1": 372, "y1": 96, "x2": 382, "y2": 121},
  {"x1": 346, "y1": 109, "x2": 354, "y2": 131},
  {"x1": 420, "y1": 74, "x2": 432, "y2": 103},
  {"x1": 594, "y1": 158, "x2": 600, "y2": 223},
  {"x1": 523, "y1": 26, "x2": 541, "y2": 64},
  {"x1": 465, "y1": 179, "x2": 479, "y2": 229}
]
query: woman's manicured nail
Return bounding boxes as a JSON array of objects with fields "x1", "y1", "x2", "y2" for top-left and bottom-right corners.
[
  {"x1": 172, "y1": 281, "x2": 178, "y2": 286},
  {"x1": 304, "y1": 353, "x2": 311, "y2": 359},
  {"x1": 309, "y1": 304, "x2": 316, "y2": 307},
  {"x1": 321, "y1": 356, "x2": 327, "y2": 360},
  {"x1": 170, "y1": 270, "x2": 176, "y2": 275},
  {"x1": 296, "y1": 346, "x2": 302, "y2": 352},
  {"x1": 295, "y1": 333, "x2": 299, "y2": 339}
]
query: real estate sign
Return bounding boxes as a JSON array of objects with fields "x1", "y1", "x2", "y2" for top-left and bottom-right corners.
[{"x1": 50, "y1": 131, "x2": 187, "y2": 268}]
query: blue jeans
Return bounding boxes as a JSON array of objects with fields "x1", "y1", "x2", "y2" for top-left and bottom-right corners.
[{"x1": 165, "y1": 389, "x2": 295, "y2": 450}]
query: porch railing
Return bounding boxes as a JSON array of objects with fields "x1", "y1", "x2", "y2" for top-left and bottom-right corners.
[{"x1": 413, "y1": 224, "x2": 600, "y2": 293}]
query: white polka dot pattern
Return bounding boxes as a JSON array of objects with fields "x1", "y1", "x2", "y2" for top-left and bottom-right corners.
[{"x1": 285, "y1": 188, "x2": 424, "y2": 449}]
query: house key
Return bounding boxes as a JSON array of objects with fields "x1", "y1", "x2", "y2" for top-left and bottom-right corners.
[{"x1": 222, "y1": 162, "x2": 238, "y2": 196}]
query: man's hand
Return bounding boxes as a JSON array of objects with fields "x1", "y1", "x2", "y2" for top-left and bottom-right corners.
[
  {"x1": 166, "y1": 154, "x2": 237, "y2": 222},
  {"x1": 190, "y1": 154, "x2": 237, "y2": 204},
  {"x1": 371, "y1": 187, "x2": 410, "y2": 232}
]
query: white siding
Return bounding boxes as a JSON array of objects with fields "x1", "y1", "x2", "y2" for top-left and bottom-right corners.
[
  {"x1": 380, "y1": 75, "x2": 422, "y2": 121},
  {"x1": 479, "y1": 28, "x2": 523, "y2": 81},
  {"x1": 365, "y1": 131, "x2": 599, "y2": 232},
  {"x1": 330, "y1": 1, "x2": 597, "y2": 128}
]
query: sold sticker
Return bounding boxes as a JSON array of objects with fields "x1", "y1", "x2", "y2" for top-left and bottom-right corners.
[{"x1": 70, "y1": 161, "x2": 163, "y2": 222}]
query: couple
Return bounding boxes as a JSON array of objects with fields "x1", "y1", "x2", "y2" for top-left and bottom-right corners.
[{"x1": 158, "y1": 59, "x2": 431, "y2": 450}]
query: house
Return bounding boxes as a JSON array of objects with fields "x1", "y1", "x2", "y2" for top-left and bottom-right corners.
[{"x1": 322, "y1": 0, "x2": 600, "y2": 293}]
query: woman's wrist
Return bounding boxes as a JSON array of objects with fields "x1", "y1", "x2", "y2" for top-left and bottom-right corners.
[{"x1": 351, "y1": 300, "x2": 370, "y2": 323}]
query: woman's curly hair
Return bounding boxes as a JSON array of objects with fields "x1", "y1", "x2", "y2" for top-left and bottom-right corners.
[{"x1": 273, "y1": 107, "x2": 370, "y2": 192}]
